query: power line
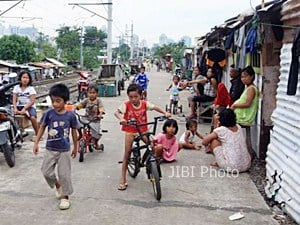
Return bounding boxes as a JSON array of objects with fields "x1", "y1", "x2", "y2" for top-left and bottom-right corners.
[{"x1": 0, "y1": 0, "x2": 25, "y2": 17}]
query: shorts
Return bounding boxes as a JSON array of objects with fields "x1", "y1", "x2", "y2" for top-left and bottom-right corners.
[{"x1": 17, "y1": 106, "x2": 37, "y2": 118}]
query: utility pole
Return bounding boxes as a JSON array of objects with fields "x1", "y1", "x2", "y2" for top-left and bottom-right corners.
[
  {"x1": 130, "y1": 23, "x2": 134, "y2": 60},
  {"x1": 80, "y1": 26, "x2": 84, "y2": 68},
  {"x1": 69, "y1": 1, "x2": 113, "y2": 64},
  {"x1": 107, "y1": 0, "x2": 112, "y2": 64},
  {"x1": 125, "y1": 23, "x2": 133, "y2": 60}
]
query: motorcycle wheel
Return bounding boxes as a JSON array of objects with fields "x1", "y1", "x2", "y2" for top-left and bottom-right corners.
[{"x1": 1, "y1": 143, "x2": 15, "y2": 167}]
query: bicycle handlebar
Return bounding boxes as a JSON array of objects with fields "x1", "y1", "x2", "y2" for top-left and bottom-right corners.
[
  {"x1": 124, "y1": 116, "x2": 167, "y2": 137},
  {"x1": 74, "y1": 112, "x2": 101, "y2": 126}
]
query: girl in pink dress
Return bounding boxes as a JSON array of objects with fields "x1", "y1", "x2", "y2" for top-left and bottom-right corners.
[{"x1": 153, "y1": 119, "x2": 182, "y2": 162}]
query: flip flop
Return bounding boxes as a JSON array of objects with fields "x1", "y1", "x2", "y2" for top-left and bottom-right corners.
[{"x1": 117, "y1": 183, "x2": 128, "y2": 191}]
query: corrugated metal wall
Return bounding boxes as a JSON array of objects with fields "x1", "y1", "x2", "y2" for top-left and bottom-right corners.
[{"x1": 265, "y1": 43, "x2": 300, "y2": 224}]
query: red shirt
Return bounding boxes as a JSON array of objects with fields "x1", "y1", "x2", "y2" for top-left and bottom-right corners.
[
  {"x1": 122, "y1": 100, "x2": 148, "y2": 133},
  {"x1": 214, "y1": 82, "x2": 232, "y2": 107}
]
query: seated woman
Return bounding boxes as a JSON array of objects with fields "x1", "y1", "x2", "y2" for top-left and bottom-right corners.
[
  {"x1": 230, "y1": 66, "x2": 259, "y2": 126},
  {"x1": 187, "y1": 68, "x2": 217, "y2": 119},
  {"x1": 202, "y1": 108, "x2": 251, "y2": 173}
]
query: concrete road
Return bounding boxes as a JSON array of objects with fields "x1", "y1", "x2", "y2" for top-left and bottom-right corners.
[{"x1": 0, "y1": 68, "x2": 277, "y2": 225}]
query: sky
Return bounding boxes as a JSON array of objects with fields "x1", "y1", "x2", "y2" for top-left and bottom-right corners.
[{"x1": 0, "y1": 0, "x2": 268, "y2": 47}]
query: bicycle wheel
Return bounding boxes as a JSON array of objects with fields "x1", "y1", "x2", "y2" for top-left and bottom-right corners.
[
  {"x1": 127, "y1": 152, "x2": 140, "y2": 178},
  {"x1": 149, "y1": 160, "x2": 161, "y2": 201},
  {"x1": 79, "y1": 139, "x2": 85, "y2": 162}
]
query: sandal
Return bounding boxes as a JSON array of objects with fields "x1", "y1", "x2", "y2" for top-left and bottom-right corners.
[{"x1": 117, "y1": 183, "x2": 128, "y2": 191}]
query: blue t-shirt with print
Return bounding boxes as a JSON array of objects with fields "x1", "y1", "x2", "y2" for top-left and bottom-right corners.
[
  {"x1": 135, "y1": 73, "x2": 149, "y2": 90},
  {"x1": 40, "y1": 109, "x2": 78, "y2": 152}
]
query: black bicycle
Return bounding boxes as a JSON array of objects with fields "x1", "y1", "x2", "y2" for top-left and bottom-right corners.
[{"x1": 125, "y1": 116, "x2": 166, "y2": 201}]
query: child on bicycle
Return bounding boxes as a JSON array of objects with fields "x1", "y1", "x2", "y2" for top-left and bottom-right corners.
[
  {"x1": 114, "y1": 83, "x2": 171, "y2": 191},
  {"x1": 152, "y1": 119, "x2": 182, "y2": 162},
  {"x1": 179, "y1": 119, "x2": 204, "y2": 150},
  {"x1": 166, "y1": 75, "x2": 184, "y2": 112},
  {"x1": 134, "y1": 66, "x2": 149, "y2": 100},
  {"x1": 33, "y1": 84, "x2": 78, "y2": 210},
  {"x1": 76, "y1": 83, "x2": 105, "y2": 150}
]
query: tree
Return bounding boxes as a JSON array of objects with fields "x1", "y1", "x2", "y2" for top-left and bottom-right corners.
[
  {"x1": 153, "y1": 41, "x2": 186, "y2": 65},
  {"x1": 0, "y1": 34, "x2": 36, "y2": 64},
  {"x1": 55, "y1": 26, "x2": 81, "y2": 62},
  {"x1": 82, "y1": 26, "x2": 107, "y2": 69},
  {"x1": 112, "y1": 43, "x2": 130, "y2": 62},
  {"x1": 83, "y1": 26, "x2": 107, "y2": 49},
  {"x1": 34, "y1": 32, "x2": 57, "y2": 61}
]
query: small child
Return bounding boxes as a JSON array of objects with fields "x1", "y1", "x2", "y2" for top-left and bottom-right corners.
[
  {"x1": 33, "y1": 84, "x2": 78, "y2": 210},
  {"x1": 76, "y1": 83, "x2": 105, "y2": 149},
  {"x1": 166, "y1": 75, "x2": 183, "y2": 112},
  {"x1": 153, "y1": 119, "x2": 182, "y2": 162},
  {"x1": 202, "y1": 108, "x2": 251, "y2": 172},
  {"x1": 134, "y1": 66, "x2": 149, "y2": 99},
  {"x1": 179, "y1": 119, "x2": 204, "y2": 150},
  {"x1": 114, "y1": 83, "x2": 170, "y2": 191}
]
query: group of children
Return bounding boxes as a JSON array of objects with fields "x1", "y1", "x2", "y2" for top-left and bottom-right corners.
[{"x1": 31, "y1": 65, "x2": 251, "y2": 210}]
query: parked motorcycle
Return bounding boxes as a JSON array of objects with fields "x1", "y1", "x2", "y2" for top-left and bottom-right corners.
[{"x1": 0, "y1": 81, "x2": 22, "y2": 167}]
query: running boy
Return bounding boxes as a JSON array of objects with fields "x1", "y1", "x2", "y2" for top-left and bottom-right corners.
[
  {"x1": 134, "y1": 66, "x2": 149, "y2": 99},
  {"x1": 33, "y1": 84, "x2": 78, "y2": 210},
  {"x1": 114, "y1": 83, "x2": 171, "y2": 190},
  {"x1": 76, "y1": 83, "x2": 105, "y2": 149}
]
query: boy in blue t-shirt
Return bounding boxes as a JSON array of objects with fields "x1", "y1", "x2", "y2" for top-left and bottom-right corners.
[
  {"x1": 33, "y1": 84, "x2": 78, "y2": 210},
  {"x1": 134, "y1": 66, "x2": 149, "y2": 99}
]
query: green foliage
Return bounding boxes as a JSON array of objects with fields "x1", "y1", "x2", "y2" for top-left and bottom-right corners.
[
  {"x1": 83, "y1": 47, "x2": 101, "y2": 69},
  {"x1": 153, "y1": 41, "x2": 186, "y2": 65},
  {"x1": 112, "y1": 43, "x2": 130, "y2": 62},
  {"x1": 83, "y1": 27, "x2": 107, "y2": 49},
  {"x1": 55, "y1": 26, "x2": 81, "y2": 60},
  {"x1": 82, "y1": 27, "x2": 107, "y2": 69},
  {"x1": 0, "y1": 34, "x2": 36, "y2": 64}
]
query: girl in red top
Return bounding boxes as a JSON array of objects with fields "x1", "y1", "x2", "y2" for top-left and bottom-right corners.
[{"x1": 115, "y1": 83, "x2": 170, "y2": 190}]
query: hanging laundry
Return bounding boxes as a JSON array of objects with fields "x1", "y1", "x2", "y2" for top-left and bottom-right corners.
[
  {"x1": 287, "y1": 28, "x2": 300, "y2": 96},
  {"x1": 224, "y1": 31, "x2": 235, "y2": 50},
  {"x1": 206, "y1": 48, "x2": 226, "y2": 83},
  {"x1": 245, "y1": 26, "x2": 258, "y2": 53}
]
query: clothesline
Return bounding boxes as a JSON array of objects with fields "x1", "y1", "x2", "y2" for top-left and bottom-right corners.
[{"x1": 259, "y1": 22, "x2": 299, "y2": 29}]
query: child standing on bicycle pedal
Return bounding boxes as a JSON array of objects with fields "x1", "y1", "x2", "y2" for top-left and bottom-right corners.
[
  {"x1": 114, "y1": 83, "x2": 171, "y2": 191},
  {"x1": 152, "y1": 119, "x2": 182, "y2": 162},
  {"x1": 134, "y1": 66, "x2": 149, "y2": 100},
  {"x1": 166, "y1": 75, "x2": 184, "y2": 112},
  {"x1": 179, "y1": 119, "x2": 204, "y2": 150},
  {"x1": 76, "y1": 83, "x2": 105, "y2": 150},
  {"x1": 33, "y1": 84, "x2": 78, "y2": 210}
]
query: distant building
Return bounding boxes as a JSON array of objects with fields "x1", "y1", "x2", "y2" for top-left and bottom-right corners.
[
  {"x1": 132, "y1": 34, "x2": 139, "y2": 48},
  {"x1": 8, "y1": 25, "x2": 38, "y2": 41},
  {"x1": 159, "y1": 33, "x2": 168, "y2": 46},
  {"x1": 181, "y1": 35, "x2": 192, "y2": 47}
]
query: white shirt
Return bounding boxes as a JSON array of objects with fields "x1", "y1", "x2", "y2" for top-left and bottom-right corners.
[{"x1": 13, "y1": 85, "x2": 37, "y2": 107}]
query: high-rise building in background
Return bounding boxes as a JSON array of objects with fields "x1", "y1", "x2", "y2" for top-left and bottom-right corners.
[
  {"x1": 11, "y1": 26, "x2": 38, "y2": 41},
  {"x1": 181, "y1": 35, "x2": 192, "y2": 47},
  {"x1": 159, "y1": 33, "x2": 167, "y2": 46}
]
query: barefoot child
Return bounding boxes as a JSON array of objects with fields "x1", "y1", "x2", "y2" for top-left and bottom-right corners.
[
  {"x1": 152, "y1": 119, "x2": 182, "y2": 162},
  {"x1": 179, "y1": 119, "x2": 204, "y2": 150}
]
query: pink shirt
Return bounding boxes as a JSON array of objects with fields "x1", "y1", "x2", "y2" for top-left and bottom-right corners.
[{"x1": 154, "y1": 133, "x2": 179, "y2": 162}]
